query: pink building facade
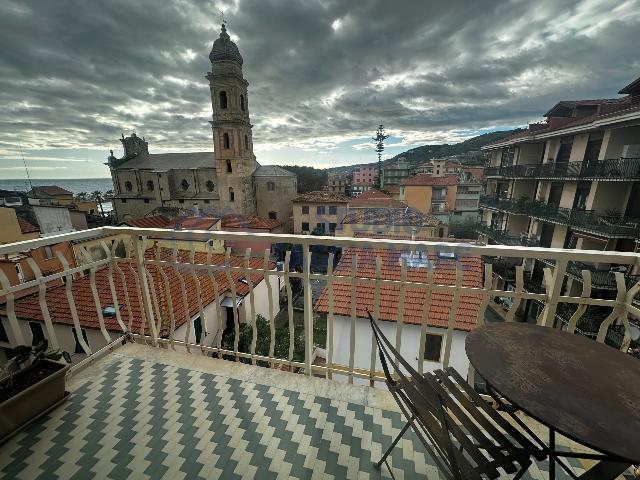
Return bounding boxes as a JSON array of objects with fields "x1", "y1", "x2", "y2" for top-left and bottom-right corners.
[{"x1": 352, "y1": 166, "x2": 377, "y2": 185}]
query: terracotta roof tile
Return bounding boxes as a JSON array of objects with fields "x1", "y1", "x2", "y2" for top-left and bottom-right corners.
[
  {"x1": 221, "y1": 214, "x2": 282, "y2": 230},
  {"x1": 17, "y1": 217, "x2": 39, "y2": 234},
  {"x1": 30, "y1": 186, "x2": 73, "y2": 197},
  {"x1": 349, "y1": 189, "x2": 406, "y2": 209},
  {"x1": 293, "y1": 191, "x2": 349, "y2": 203},
  {"x1": 315, "y1": 247, "x2": 482, "y2": 332},
  {"x1": 342, "y1": 207, "x2": 440, "y2": 227},
  {"x1": 5, "y1": 248, "x2": 274, "y2": 336},
  {"x1": 167, "y1": 216, "x2": 220, "y2": 230},
  {"x1": 126, "y1": 215, "x2": 171, "y2": 229}
]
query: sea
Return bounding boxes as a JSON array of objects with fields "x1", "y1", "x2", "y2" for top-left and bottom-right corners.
[{"x1": 0, "y1": 178, "x2": 114, "y2": 212}]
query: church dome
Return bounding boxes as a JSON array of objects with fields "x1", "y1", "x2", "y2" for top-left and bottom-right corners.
[{"x1": 209, "y1": 24, "x2": 243, "y2": 65}]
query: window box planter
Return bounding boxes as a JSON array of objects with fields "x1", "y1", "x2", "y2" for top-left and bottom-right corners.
[{"x1": 0, "y1": 359, "x2": 69, "y2": 443}]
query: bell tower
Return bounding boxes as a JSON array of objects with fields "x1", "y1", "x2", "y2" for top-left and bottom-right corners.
[{"x1": 207, "y1": 23, "x2": 257, "y2": 214}]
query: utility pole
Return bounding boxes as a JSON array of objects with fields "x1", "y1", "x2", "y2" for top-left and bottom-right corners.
[{"x1": 373, "y1": 125, "x2": 389, "y2": 190}]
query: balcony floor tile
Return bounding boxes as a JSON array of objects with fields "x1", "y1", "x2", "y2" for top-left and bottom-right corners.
[{"x1": 1, "y1": 344, "x2": 587, "y2": 479}]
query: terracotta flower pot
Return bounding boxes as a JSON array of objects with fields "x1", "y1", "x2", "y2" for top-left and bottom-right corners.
[{"x1": 0, "y1": 359, "x2": 70, "y2": 443}]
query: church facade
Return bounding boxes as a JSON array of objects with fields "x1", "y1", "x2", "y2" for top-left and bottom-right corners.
[{"x1": 108, "y1": 24, "x2": 297, "y2": 231}]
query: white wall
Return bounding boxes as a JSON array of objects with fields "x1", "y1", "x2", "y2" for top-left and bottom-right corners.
[
  {"x1": 32, "y1": 206, "x2": 74, "y2": 235},
  {"x1": 0, "y1": 316, "x2": 116, "y2": 364},
  {"x1": 331, "y1": 315, "x2": 470, "y2": 386}
]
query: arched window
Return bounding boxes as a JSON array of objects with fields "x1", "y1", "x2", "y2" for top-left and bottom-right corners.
[
  {"x1": 125, "y1": 181, "x2": 133, "y2": 192},
  {"x1": 229, "y1": 187, "x2": 234, "y2": 202},
  {"x1": 206, "y1": 180, "x2": 215, "y2": 192},
  {"x1": 219, "y1": 91, "x2": 227, "y2": 109},
  {"x1": 226, "y1": 159, "x2": 232, "y2": 173},
  {"x1": 244, "y1": 135, "x2": 249, "y2": 149},
  {"x1": 181, "y1": 179, "x2": 189, "y2": 191},
  {"x1": 267, "y1": 181, "x2": 275, "y2": 191},
  {"x1": 223, "y1": 133, "x2": 230, "y2": 149},
  {"x1": 240, "y1": 94, "x2": 245, "y2": 111},
  {"x1": 146, "y1": 180, "x2": 154, "y2": 191}
]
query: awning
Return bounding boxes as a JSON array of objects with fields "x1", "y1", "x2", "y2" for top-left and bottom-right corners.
[{"x1": 220, "y1": 296, "x2": 243, "y2": 308}]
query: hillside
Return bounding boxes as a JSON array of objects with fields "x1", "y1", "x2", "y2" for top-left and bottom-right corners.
[{"x1": 328, "y1": 129, "x2": 522, "y2": 172}]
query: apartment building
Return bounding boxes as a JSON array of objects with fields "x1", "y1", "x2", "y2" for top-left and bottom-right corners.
[
  {"x1": 292, "y1": 191, "x2": 349, "y2": 235},
  {"x1": 415, "y1": 158, "x2": 462, "y2": 176},
  {"x1": 351, "y1": 166, "x2": 377, "y2": 195},
  {"x1": 400, "y1": 172, "x2": 482, "y2": 225},
  {"x1": 326, "y1": 171, "x2": 350, "y2": 196},
  {"x1": 479, "y1": 74, "x2": 640, "y2": 323},
  {"x1": 381, "y1": 158, "x2": 414, "y2": 189}
]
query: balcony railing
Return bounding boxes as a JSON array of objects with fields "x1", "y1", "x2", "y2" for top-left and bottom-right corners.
[
  {"x1": 476, "y1": 223, "x2": 540, "y2": 247},
  {"x1": 484, "y1": 157, "x2": 640, "y2": 180},
  {"x1": 0, "y1": 226, "x2": 638, "y2": 390},
  {"x1": 479, "y1": 196, "x2": 640, "y2": 238}
]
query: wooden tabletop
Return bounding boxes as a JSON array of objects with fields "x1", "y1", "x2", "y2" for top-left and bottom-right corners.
[{"x1": 466, "y1": 322, "x2": 640, "y2": 464}]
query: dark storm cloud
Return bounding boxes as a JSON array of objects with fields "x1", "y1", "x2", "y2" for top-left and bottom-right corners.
[{"x1": 0, "y1": 0, "x2": 639, "y2": 163}]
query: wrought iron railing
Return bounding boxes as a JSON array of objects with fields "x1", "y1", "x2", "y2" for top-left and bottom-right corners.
[
  {"x1": 484, "y1": 157, "x2": 640, "y2": 180},
  {"x1": 476, "y1": 223, "x2": 540, "y2": 247},
  {"x1": 0, "y1": 227, "x2": 638, "y2": 389},
  {"x1": 479, "y1": 196, "x2": 640, "y2": 238}
]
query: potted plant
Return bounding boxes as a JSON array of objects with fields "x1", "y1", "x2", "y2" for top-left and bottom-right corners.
[{"x1": 0, "y1": 340, "x2": 71, "y2": 443}]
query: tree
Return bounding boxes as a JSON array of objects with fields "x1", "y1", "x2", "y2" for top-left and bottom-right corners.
[
  {"x1": 75, "y1": 192, "x2": 89, "y2": 201},
  {"x1": 372, "y1": 124, "x2": 389, "y2": 190},
  {"x1": 104, "y1": 189, "x2": 114, "y2": 200},
  {"x1": 91, "y1": 190, "x2": 105, "y2": 216}
]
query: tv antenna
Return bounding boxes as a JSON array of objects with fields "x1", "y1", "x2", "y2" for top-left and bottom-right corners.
[{"x1": 220, "y1": 10, "x2": 227, "y2": 26}]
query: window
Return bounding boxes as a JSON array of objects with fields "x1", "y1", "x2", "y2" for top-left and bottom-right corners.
[
  {"x1": 181, "y1": 179, "x2": 189, "y2": 191},
  {"x1": 268, "y1": 211, "x2": 277, "y2": 220},
  {"x1": 229, "y1": 187, "x2": 234, "y2": 202},
  {"x1": 316, "y1": 223, "x2": 325, "y2": 233},
  {"x1": 179, "y1": 199, "x2": 185, "y2": 204},
  {"x1": 206, "y1": 180, "x2": 215, "y2": 192},
  {"x1": 223, "y1": 133, "x2": 230, "y2": 149},
  {"x1": 329, "y1": 222, "x2": 336, "y2": 233},
  {"x1": 144, "y1": 199, "x2": 150, "y2": 204},
  {"x1": 73, "y1": 327, "x2": 89, "y2": 354},
  {"x1": 301, "y1": 205, "x2": 309, "y2": 214},
  {"x1": 244, "y1": 135, "x2": 249, "y2": 149},
  {"x1": 204, "y1": 199, "x2": 210, "y2": 204},
  {"x1": 267, "y1": 181, "x2": 275, "y2": 191},
  {"x1": 146, "y1": 180, "x2": 154, "y2": 191},
  {"x1": 240, "y1": 94, "x2": 245, "y2": 111},
  {"x1": 194, "y1": 317, "x2": 203, "y2": 344},
  {"x1": 329, "y1": 205, "x2": 337, "y2": 215},
  {"x1": 424, "y1": 334, "x2": 443, "y2": 362},
  {"x1": 125, "y1": 181, "x2": 133, "y2": 192},
  {"x1": 219, "y1": 90, "x2": 227, "y2": 109},
  {"x1": 226, "y1": 159, "x2": 232, "y2": 173},
  {"x1": 0, "y1": 318, "x2": 9, "y2": 343},
  {"x1": 121, "y1": 199, "x2": 127, "y2": 203},
  {"x1": 302, "y1": 222, "x2": 309, "y2": 231},
  {"x1": 29, "y1": 321, "x2": 45, "y2": 346},
  {"x1": 44, "y1": 245, "x2": 54, "y2": 259},
  {"x1": 317, "y1": 206, "x2": 325, "y2": 215}
]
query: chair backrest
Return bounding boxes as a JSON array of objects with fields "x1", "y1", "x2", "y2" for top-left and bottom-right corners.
[{"x1": 368, "y1": 312, "x2": 467, "y2": 479}]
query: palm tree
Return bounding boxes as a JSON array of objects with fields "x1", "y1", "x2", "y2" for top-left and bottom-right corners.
[
  {"x1": 104, "y1": 189, "x2": 114, "y2": 200},
  {"x1": 91, "y1": 190, "x2": 105, "y2": 216}
]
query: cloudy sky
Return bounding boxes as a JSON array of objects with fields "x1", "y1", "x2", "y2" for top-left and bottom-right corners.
[{"x1": 0, "y1": 0, "x2": 639, "y2": 179}]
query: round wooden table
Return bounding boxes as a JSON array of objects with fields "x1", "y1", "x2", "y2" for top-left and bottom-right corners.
[{"x1": 466, "y1": 322, "x2": 640, "y2": 479}]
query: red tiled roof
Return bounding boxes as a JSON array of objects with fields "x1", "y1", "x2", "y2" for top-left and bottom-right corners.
[
  {"x1": 342, "y1": 207, "x2": 440, "y2": 227},
  {"x1": 5, "y1": 248, "x2": 273, "y2": 335},
  {"x1": 221, "y1": 214, "x2": 282, "y2": 230},
  {"x1": 293, "y1": 191, "x2": 349, "y2": 203},
  {"x1": 315, "y1": 247, "x2": 482, "y2": 331},
  {"x1": 352, "y1": 232, "x2": 477, "y2": 243},
  {"x1": 349, "y1": 189, "x2": 406, "y2": 209},
  {"x1": 167, "y1": 216, "x2": 220, "y2": 230},
  {"x1": 385, "y1": 185, "x2": 400, "y2": 194},
  {"x1": 126, "y1": 215, "x2": 171, "y2": 229},
  {"x1": 402, "y1": 174, "x2": 458, "y2": 186},
  {"x1": 17, "y1": 217, "x2": 39, "y2": 234},
  {"x1": 30, "y1": 186, "x2": 73, "y2": 196}
]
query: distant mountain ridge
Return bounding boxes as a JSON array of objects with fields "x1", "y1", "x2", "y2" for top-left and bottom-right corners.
[{"x1": 327, "y1": 129, "x2": 522, "y2": 172}]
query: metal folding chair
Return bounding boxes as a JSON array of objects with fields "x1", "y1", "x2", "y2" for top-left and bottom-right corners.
[{"x1": 369, "y1": 313, "x2": 545, "y2": 479}]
